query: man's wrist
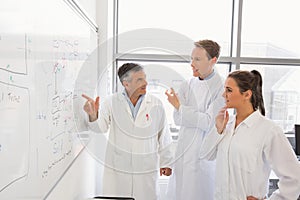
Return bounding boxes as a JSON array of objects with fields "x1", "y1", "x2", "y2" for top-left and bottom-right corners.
[
  {"x1": 216, "y1": 125, "x2": 224, "y2": 134},
  {"x1": 89, "y1": 113, "x2": 98, "y2": 122},
  {"x1": 175, "y1": 103, "x2": 180, "y2": 110}
]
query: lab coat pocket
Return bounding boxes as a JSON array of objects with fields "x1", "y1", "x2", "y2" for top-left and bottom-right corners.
[
  {"x1": 142, "y1": 153, "x2": 158, "y2": 172},
  {"x1": 113, "y1": 147, "x2": 132, "y2": 173},
  {"x1": 138, "y1": 113, "x2": 153, "y2": 128}
]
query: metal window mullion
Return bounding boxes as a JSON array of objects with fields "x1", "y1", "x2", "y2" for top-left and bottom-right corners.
[
  {"x1": 229, "y1": 0, "x2": 235, "y2": 72},
  {"x1": 112, "y1": 0, "x2": 119, "y2": 93},
  {"x1": 234, "y1": 0, "x2": 243, "y2": 70},
  {"x1": 239, "y1": 57, "x2": 300, "y2": 66}
]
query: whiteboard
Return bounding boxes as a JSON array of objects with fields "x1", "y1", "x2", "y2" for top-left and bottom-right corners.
[{"x1": 0, "y1": 0, "x2": 98, "y2": 198}]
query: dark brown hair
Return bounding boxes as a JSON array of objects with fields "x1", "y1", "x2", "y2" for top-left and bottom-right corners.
[{"x1": 228, "y1": 70, "x2": 265, "y2": 116}]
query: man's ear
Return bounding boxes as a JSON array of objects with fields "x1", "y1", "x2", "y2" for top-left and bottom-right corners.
[
  {"x1": 122, "y1": 80, "x2": 128, "y2": 87},
  {"x1": 208, "y1": 57, "x2": 218, "y2": 65}
]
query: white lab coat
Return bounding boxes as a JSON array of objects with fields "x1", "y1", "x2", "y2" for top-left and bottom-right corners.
[
  {"x1": 200, "y1": 110, "x2": 300, "y2": 200},
  {"x1": 166, "y1": 73, "x2": 224, "y2": 200},
  {"x1": 88, "y1": 92, "x2": 173, "y2": 200}
]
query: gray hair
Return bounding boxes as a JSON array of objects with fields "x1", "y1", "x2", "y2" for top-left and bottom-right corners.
[{"x1": 118, "y1": 63, "x2": 144, "y2": 83}]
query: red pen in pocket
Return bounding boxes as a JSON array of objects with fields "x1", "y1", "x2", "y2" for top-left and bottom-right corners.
[{"x1": 146, "y1": 114, "x2": 149, "y2": 121}]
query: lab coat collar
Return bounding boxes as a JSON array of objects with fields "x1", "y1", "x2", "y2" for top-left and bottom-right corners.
[
  {"x1": 117, "y1": 91, "x2": 151, "y2": 117},
  {"x1": 239, "y1": 110, "x2": 261, "y2": 128},
  {"x1": 227, "y1": 110, "x2": 261, "y2": 130},
  {"x1": 198, "y1": 70, "x2": 216, "y2": 81},
  {"x1": 118, "y1": 90, "x2": 150, "y2": 103}
]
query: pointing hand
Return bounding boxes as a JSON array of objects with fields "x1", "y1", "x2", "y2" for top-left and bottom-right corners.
[{"x1": 82, "y1": 94, "x2": 100, "y2": 122}]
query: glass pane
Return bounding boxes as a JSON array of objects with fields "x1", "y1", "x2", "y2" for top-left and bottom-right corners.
[
  {"x1": 242, "y1": 0, "x2": 300, "y2": 58},
  {"x1": 118, "y1": 0, "x2": 232, "y2": 56},
  {"x1": 117, "y1": 61, "x2": 229, "y2": 137},
  {"x1": 241, "y1": 64, "x2": 300, "y2": 132}
]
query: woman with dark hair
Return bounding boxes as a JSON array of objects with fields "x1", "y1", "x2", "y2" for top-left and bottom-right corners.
[{"x1": 200, "y1": 70, "x2": 300, "y2": 199}]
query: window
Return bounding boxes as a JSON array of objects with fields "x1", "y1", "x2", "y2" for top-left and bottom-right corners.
[
  {"x1": 242, "y1": 0, "x2": 300, "y2": 58},
  {"x1": 113, "y1": 0, "x2": 300, "y2": 134},
  {"x1": 118, "y1": 0, "x2": 232, "y2": 56}
]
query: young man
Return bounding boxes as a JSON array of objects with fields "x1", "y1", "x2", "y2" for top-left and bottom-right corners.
[{"x1": 165, "y1": 40, "x2": 224, "y2": 200}]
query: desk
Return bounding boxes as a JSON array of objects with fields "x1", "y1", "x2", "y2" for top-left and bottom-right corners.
[{"x1": 268, "y1": 171, "x2": 279, "y2": 196}]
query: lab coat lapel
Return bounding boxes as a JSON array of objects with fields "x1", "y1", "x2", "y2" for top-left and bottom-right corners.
[
  {"x1": 117, "y1": 93, "x2": 134, "y2": 120},
  {"x1": 135, "y1": 94, "x2": 151, "y2": 120}
]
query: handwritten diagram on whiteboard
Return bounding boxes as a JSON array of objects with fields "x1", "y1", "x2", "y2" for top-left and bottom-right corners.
[
  {"x1": 34, "y1": 36, "x2": 89, "y2": 179},
  {"x1": 0, "y1": 81, "x2": 30, "y2": 192},
  {"x1": 0, "y1": 0, "x2": 97, "y2": 197},
  {"x1": 0, "y1": 34, "x2": 27, "y2": 74}
]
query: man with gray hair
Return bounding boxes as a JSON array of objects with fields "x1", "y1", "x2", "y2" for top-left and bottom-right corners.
[{"x1": 82, "y1": 63, "x2": 173, "y2": 200}]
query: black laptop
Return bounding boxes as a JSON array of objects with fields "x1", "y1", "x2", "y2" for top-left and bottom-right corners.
[{"x1": 295, "y1": 124, "x2": 300, "y2": 159}]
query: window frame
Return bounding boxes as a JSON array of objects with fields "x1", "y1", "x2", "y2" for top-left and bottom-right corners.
[{"x1": 111, "y1": 0, "x2": 300, "y2": 132}]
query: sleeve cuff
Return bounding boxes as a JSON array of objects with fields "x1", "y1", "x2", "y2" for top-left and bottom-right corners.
[{"x1": 88, "y1": 120, "x2": 101, "y2": 133}]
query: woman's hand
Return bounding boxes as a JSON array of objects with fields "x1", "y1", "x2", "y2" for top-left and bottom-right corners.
[{"x1": 215, "y1": 107, "x2": 229, "y2": 134}]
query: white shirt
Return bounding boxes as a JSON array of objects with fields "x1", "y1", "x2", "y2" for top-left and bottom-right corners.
[
  {"x1": 200, "y1": 110, "x2": 300, "y2": 200},
  {"x1": 122, "y1": 89, "x2": 145, "y2": 120}
]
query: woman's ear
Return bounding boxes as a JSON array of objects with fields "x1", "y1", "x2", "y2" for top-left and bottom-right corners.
[{"x1": 244, "y1": 89, "x2": 252, "y2": 100}]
